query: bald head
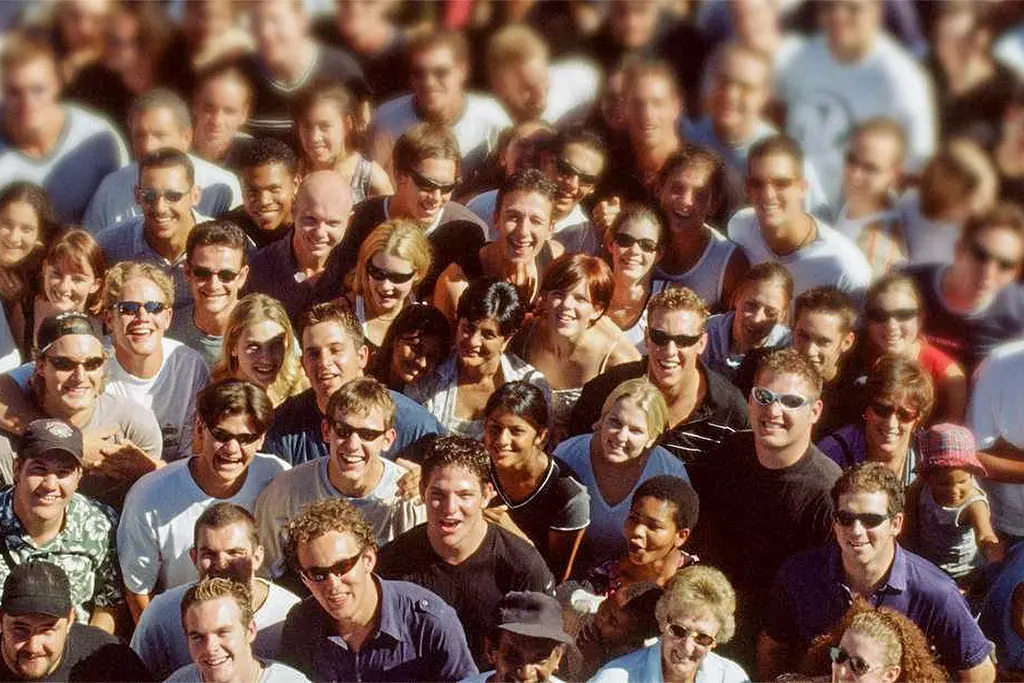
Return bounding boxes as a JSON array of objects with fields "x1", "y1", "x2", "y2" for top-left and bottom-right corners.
[{"x1": 293, "y1": 171, "x2": 353, "y2": 268}]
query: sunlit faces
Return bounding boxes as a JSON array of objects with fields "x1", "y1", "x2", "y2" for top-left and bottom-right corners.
[
  {"x1": 706, "y1": 50, "x2": 770, "y2": 142},
  {"x1": 187, "y1": 245, "x2": 248, "y2": 317},
  {"x1": 546, "y1": 281, "x2": 604, "y2": 339},
  {"x1": 484, "y1": 409, "x2": 547, "y2": 471},
  {"x1": 863, "y1": 394, "x2": 919, "y2": 461},
  {"x1": 658, "y1": 163, "x2": 716, "y2": 234},
  {"x1": 251, "y1": 0, "x2": 308, "y2": 71},
  {"x1": 293, "y1": 186, "x2": 352, "y2": 264},
  {"x1": 833, "y1": 490, "x2": 902, "y2": 569},
  {"x1": 297, "y1": 529, "x2": 376, "y2": 624},
  {"x1": 195, "y1": 412, "x2": 265, "y2": 487},
  {"x1": 747, "y1": 153, "x2": 807, "y2": 232},
  {"x1": 626, "y1": 73, "x2": 682, "y2": 148},
  {"x1": 546, "y1": 142, "x2": 604, "y2": 217},
  {"x1": 0, "y1": 200, "x2": 42, "y2": 268},
  {"x1": 491, "y1": 630, "x2": 565, "y2": 683},
  {"x1": 366, "y1": 251, "x2": 416, "y2": 313},
  {"x1": 924, "y1": 467, "x2": 975, "y2": 508},
  {"x1": 0, "y1": 612, "x2": 73, "y2": 681},
  {"x1": 733, "y1": 280, "x2": 788, "y2": 350},
  {"x1": 131, "y1": 106, "x2": 192, "y2": 158},
  {"x1": 608, "y1": 217, "x2": 661, "y2": 281},
  {"x1": 832, "y1": 628, "x2": 899, "y2": 683},
  {"x1": 390, "y1": 331, "x2": 445, "y2": 386},
  {"x1": 957, "y1": 226, "x2": 1024, "y2": 303},
  {"x1": 192, "y1": 522, "x2": 263, "y2": 584},
  {"x1": 409, "y1": 45, "x2": 467, "y2": 121},
  {"x1": 646, "y1": 308, "x2": 707, "y2": 388},
  {"x1": 37, "y1": 334, "x2": 106, "y2": 416},
  {"x1": 821, "y1": 0, "x2": 882, "y2": 61},
  {"x1": 496, "y1": 189, "x2": 555, "y2": 264},
  {"x1": 424, "y1": 463, "x2": 492, "y2": 551},
  {"x1": 493, "y1": 55, "x2": 550, "y2": 123},
  {"x1": 660, "y1": 606, "x2": 721, "y2": 683},
  {"x1": 865, "y1": 287, "x2": 919, "y2": 356},
  {"x1": 749, "y1": 371, "x2": 822, "y2": 451},
  {"x1": 599, "y1": 398, "x2": 656, "y2": 465},
  {"x1": 42, "y1": 256, "x2": 100, "y2": 313},
  {"x1": 322, "y1": 406, "x2": 395, "y2": 486},
  {"x1": 301, "y1": 321, "x2": 368, "y2": 402},
  {"x1": 107, "y1": 276, "x2": 172, "y2": 360},
  {"x1": 843, "y1": 131, "x2": 902, "y2": 208},
  {"x1": 298, "y1": 100, "x2": 349, "y2": 170},
  {"x1": 624, "y1": 495, "x2": 687, "y2": 567},
  {"x1": 136, "y1": 165, "x2": 200, "y2": 244},
  {"x1": 456, "y1": 316, "x2": 509, "y2": 369},
  {"x1": 610, "y1": 0, "x2": 660, "y2": 49},
  {"x1": 13, "y1": 451, "x2": 82, "y2": 526},
  {"x1": 193, "y1": 76, "x2": 251, "y2": 155},
  {"x1": 232, "y1": 320, "x2": 286, "y2": 389},
  {"x1": 242, "y1": 163, "x2": 297, "y2": 232},
  {"x1": 183, "y1": 597, "x2": 257, "y2": 683},
  {"x1": 2, "y1": 57, "x2": 61, "y2": 132},
  {"x1": 792, "y1": 311, "x2": 854, "y2": 383},
  {"x1": 395, "y1": 158, "x2": 458, "y2": 226}
]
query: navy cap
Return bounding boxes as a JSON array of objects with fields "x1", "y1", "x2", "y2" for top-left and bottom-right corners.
[
  {"x1": 1, "y1": 561, "x2": 73, "y2": 618},
  {"x1": 495, "y1": 591, "x2": 574, "y2": 645},
  {"x1": 37, "y1": 312, "x2": 102, "y2": 355}
]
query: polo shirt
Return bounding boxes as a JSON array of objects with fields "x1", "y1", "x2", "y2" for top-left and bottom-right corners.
[
  {"x1": 262, "y1": 388, "x2": 443, "y2": 466},
  {"x1": 242, "y1": 230, "x2": 328, "y2": 327},
  {"x1": 277, "y1": 578, "x2": 478, "y2": 682},
  {"x1": 765, "y1": 542, "x2": 993, "y2": 673}
]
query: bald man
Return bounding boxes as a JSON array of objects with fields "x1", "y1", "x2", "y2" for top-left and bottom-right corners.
[{"x1": 243, "y1": 170, "x2": 353, "y2": 325}]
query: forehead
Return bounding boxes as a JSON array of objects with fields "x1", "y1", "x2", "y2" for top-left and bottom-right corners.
[
  {"x1": 5, "y1": 57, "x2": 59, "y2": 85},
  {"x1": 199, "y1": 74, "x2": 250, "y2": 100},
  {"x1": 296, "y1": 185, "x2": 352, "y2": 219},
  {"x1": 412, "y1": 44, "x2": 458, "y2": 66},
  {"x1": 838, "y1": 489, "x2": 890, "y2": 513},
  {"x1": 184, "y1": 596, "x2": 242, "y2": 630},
  {"x1": 196, "y1": 521, "x2": 253, "y2": 550},
  {"x1": 561, "y1": 142, "x2": 605, "y2": 170},
  {"x1": 500, "y1": 189, "x2": 553, "y2": 217},
  {"x1": 717, "y1": 51, "x2": 769, "y2": 83},
  {"x1": 852, "y1": 129, "x2": 901, "y2": 159},
  {"x1": 630, "y1": 73, "x2": 676, "y2": 99},
  {"x1": 413, "y1": 157, "x2": 457, "y2": 180},
  {"x1": 135, "y1": 106, "x2": 184, "y2": 130},
  {"x1": 741, "y1": 279, "x2": 787, "y2": 303},
  {"x1": 796, "y1": 310, "x2": 843, "y2": 338},
  {"x1": 755, "y1": 370, "x2": 816, "y2": 396},
  {"x1": 21, "y1": 449, "x2": 79, "y2": 471},
  {"x1": 48, "y1": 332, "x2": 103, "y2": 354},
  {"x1": 303, "y1": 320, "x2": 354, "y2": 348},
  {"x1": 297, "y1": 528, "x2": 361, "y2": 564},
  {"x1": 331, "y1": 402, "x2": 385, "y2": 425},
  {"x1": 649, "y1": 306, "x2": 703, "y2": 332},
  {"x1": 244, "y1": 162, "x2": 292, "y2": 185},
  {"x1": 140, "y1": 164, "x2": 191, "y2": 189},
  {"x1": 974, "y1": 225, "x2": 1024, "y2": 256},
  {"x1": 190, "y1": 243, "x2": 245, "y2": 266},
  {"x1": 120, "y1": 276, "x2": 167, "y2": 302},
  {"x1": 427, "y1": 463, "x2": 484, "y2": 491},
  {"x1": 750, "y1": 152, "x2": 800, "y2": 178}
]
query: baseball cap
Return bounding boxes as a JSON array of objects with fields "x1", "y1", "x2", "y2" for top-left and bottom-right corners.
[
  {"x1": 495, "y1": 591, "x2": 574, "y2": 645},
  {"x1": 18, "y1": 419, "x2": 84, "y2": 465},
  {"x1": 0, "y1": 561, "x2": 73, "y2": 618},
  {"x1": 36, "y1": 312, "x2": 102, "y2": 356},
  {"x1": 916, "y1": 423, "x2": 987, "y2": 477}
]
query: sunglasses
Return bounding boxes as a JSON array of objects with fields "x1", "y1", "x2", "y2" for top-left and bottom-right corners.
[
  {"x1": 327, "y1": 418, "x2": 386, "y2": 442},
  {"x1": 411, "y1": 65, "x2": 453, "y2": 81},
  {"x1": 834, "y1": 510, "x2": 889, "y2": 529},
  {"x1": 367, "y1": 262, "x2": 416, "y2": 285},
  {"x1": 114, "y1": 300, "x2": 168, "y2": 317},
  {"x1": 648, "y1": 328, "x2": 702, "y2": 348},
  {"x1": 301, "y1": 551, "x2": 363, "y2": 583},
  {"x1": 865, "y1": 307, "x2": 918, "y2": 324},
  {"x1": 207, "y1": 426, "x2": 262, "y2": 446},
  {"x1": 747, "y1": 176, "x2": 798, "y2": 192},
  {"x1": 45, "y1": 355, "x2": 105, "y2": 372},
  {"x1": 868, "y1": 401, "x2": 919, "y2": 424},
  {"x1": 190, "y1": 266, "x2": 240, "y2": 283},
  {"x1": 138, "y1": 187, "x2": 190, "y2": 204},
  {"x1": 751, "y1": 386, "x2": 813, "y2": 410},
  {"x1": 612, "y1": 232, "x2": 659, "y2": 254},
  {"x1": 664, "y1": 623, "x2": 716, "y2": 648},
  {"x1": 968, "y1": 242, "x2": 1019, "y2": 272},
  {"x1": 406, "y1": 168, "x2": 457, "y2": 195},
  {"x1": 555, "y1": 157, "x2": 599, "y2": 186},
  {"x1": 830, "y1": 647, "x2": 876, "y2": 677}
]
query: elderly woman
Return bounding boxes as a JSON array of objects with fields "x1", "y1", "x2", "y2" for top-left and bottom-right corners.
[
  {"x1": 554, "y1": 378, "x2": 688, "y2": 573},
  {"x1": 371, "y1": 303, "x2": 452, "y2": 391},
  {"x1": 818, "y1": 356, "x2": 935, "y2": 486},
  {"x1": 406, "y1": 279, "x2": 548, "y2": 440},
  {"x1": 590, "y1": 566, "x2": 749, "y2": 683},
  {"x1": 851, "y1": 273, "x2": 966, "y2": 423},
  {"x1": 605, "y1": 204, "x2": 667, "y2": 352}
]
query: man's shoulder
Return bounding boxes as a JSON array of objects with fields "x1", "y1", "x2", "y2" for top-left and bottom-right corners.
[
  {"x1": 258, "y1": 458, "x2": 319, "y2": 498},
  {"x1": 275, "y1": 389, "x2": 318, "y2": 420},
  {"x1": 67, "y1": 492, "x2": 118, "y2": 529},
  {"x1": 381, "y1": 578, "x2": 458, "y2": 619},
  {"x1": 378, "y1": 524, "x2": 431, "y2": 565},
  {"x1": 464, "y1": 93, "x2": 512, "y2": 126},
  {"x1": 123, "y1": 459, "x2": 193, "y2": 507},
  {"x1": 65, "y1": 105, "x2": 122, "y2": 140},
  {"x1": 724, "y1": 207, "x2": 758, "y2": 241},
  {"x1": 191, "y1": 154, "x2": 241, "y2": 186},
  {"x1": 439, "y1": 201, "x2": 488, "y2": 231},
  {"x1": 95, "y1": 218, "x2": 142, "y2": 253},
  {"x1": 702, "y1": 365, "x2": 748, "y2": 415},
  {"x1": 162, "y1": 338, "x2": 210, "y2": 375},
  {"x1": 488, "y1": 524, "x2": 553, "y2": 581},
  {"x1": 250, "y1": 234, "x2": 293, "y2": 267},
  {"x1": 899, "y1": 545, "x2": 966, "y2": 599},
  {"x1": 68, "y1": 622, "x2": 121, "y2": 649}
]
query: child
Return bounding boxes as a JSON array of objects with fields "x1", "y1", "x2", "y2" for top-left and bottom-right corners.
[
  {"x1": 568, "y1": 582, "x2": 663, "y2": 680},
  {"x1": 907, "y1": 423, "x2": 1003, "y2": 582}
]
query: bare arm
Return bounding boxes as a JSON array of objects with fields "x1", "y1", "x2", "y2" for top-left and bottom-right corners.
[
  {"x1": 977, "y1": 439, "x2": 1024, "y2": 483},
  {"x1": 546, "y1": 528, "x2": 586, "y2": 584},
  {"x1": 433, "y1": 263, "x2": 468, "y2": 324},
  {"x1": 934, "y1": 363, "x2": 968, "y2": 424},
  {"x1": 125, "y1": 589, "x2": 151, "y2": 624},
  {"x1": 963, "y1": 499, "x2": 1004, "y2": 563},
  {"x1": 0, "y1": 373, "x2": 44, "y2": 434},
  {"x1": 368, "y1": 160, "x2": 395, "y2": 198},
  {"x1": 955, "y1": 656, "x2": 996, "y2": 683},
  {"x1": 756, "y1": 631, "x2": 793, "y2": 682},
  {"x1": 88, "y1": 605, "x2": 117, "y2": 634}
]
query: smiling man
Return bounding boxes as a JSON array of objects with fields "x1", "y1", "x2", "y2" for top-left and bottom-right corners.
[
  {"x1": 221, "y1": 138, "x2": 298, "y2": 249},
  {"x1": 117, "y1": 379, "x2": 288, "y2": 623}
]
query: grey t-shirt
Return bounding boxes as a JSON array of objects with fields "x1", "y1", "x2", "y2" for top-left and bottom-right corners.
[
  {"x1": 166, "y1": 659, "x2": 310, "y2": 682},
  {"x1": 168, "y1": 304, "x2": 223, "y2": 369}
]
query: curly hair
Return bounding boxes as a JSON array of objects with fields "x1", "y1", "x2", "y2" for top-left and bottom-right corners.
[
  {"x1": 285, "y1": 498, "x2": 378, "y2": 574},
  {"x1": 180, "y1": 577, "x2": 253, "y2": 630},
  {"x1": 755, "y1": 347, "x2": 823, "y2": 397},
  {"x1": 647, "y1": 286, "x2": 710, "y2": 328},
  {"x1": 419, "y1": 435, "x2": 492, "y2": 493},
  {"x1": 102, "y1": 261, "x2": 175, "y2": 310}
]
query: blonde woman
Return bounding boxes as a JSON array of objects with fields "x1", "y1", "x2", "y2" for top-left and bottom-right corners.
[
  {"x1": 212, "y1": 294, "x2": 307, "y2": 407},
  {"x1": 554, "y1": 378, "x2": 689, "y2": 574}
]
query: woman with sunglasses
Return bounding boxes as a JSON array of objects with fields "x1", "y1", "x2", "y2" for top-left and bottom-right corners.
[
  {"x1": 818, "y1": 356, "x2": 935, "y2": 487},
  {"x1": 590, "y1": 565, "x2": 748, "y2": 683},
  {"x1": 604, "y1": 205, "x2": 668, "y2": 352},
  {"x1": 371, "y1": 303, "x2": 452, "y2": 391},
  {"x1": 212, "y1": 294, "x2": 308, "y2": 407},
  {"x1": 852, "y1": 273, "x2": 966, "y2": 424}
]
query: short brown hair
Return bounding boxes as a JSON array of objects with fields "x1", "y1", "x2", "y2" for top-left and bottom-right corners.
[
  {"x1": 793, "y1": 287, "x2": 858, "y2": 335},
  {"x1": 180, "y1": 577, "x2": 253, "y2": 630},
  {"x1": 849, "y1": 117, "x2": 907, "y2": 168},
  {"x1": 755, "y1": 348, "x2": 823, "y2": 396},
  {"x1": 197, "y1": 379, "x2": 274, "y2": 436},
  {"x1": 0, "y1": 32, "x2": 57, "y2": 74},
  {"x1": 298, "y1": 301, "x2": 365, "y2": 348},
  {"x1": 285, "y1": 498, "x2": 377, "y2": 573},
  {"x1": 919, "y1": 138, "x2": 996, "y2": 220},
  {"x1": 102, "y1": 261, "x2": 175, "y2": 310},
  {"x1": 43, "y1": 229, "x2": 107, "y2": 316},
  {"x1": 864, "y1": 273, "x2": 921, "y2": 314},
  {"x1": 863, "y1": 355, "x2": 934, "y2": 426},
  {"x1": 648, "y1": 286, "x2": 710, "y2": 327},
  {"x1": 541, "y1": 254, "x2": 614, "y2": 314},
  {"x1": 292, "y1": 80, "x2": 355, "y2": 122},
  {"x1": 392, "y1": 122, "x2": 462, "y2": 177},
  {"x1": 961, "y1": 202, "x2": 1024, "y2": 244},
  {"x1": 419, "y1": 436, "x2": 491, "y2": 493},
  {"x1": 486, "y1": 24, "x2": 548, "y2": 78},
  {"x1": 186, "y1": 220, "x2": 249, "y2": 265},
  {"x1": 658, "y1": 145, "x2": 725, "y2": 202},
  {"x1": 193, "y1": 503, "x2": 259, "y2": 550},
  {"x1": 831, "y1": 462, "x2": 904, "y2": 518},
  {"x1": 406, "y1": 26, "x2": 469, "y2": 66},
  {"x1": 624, "y1": 59, "x2": 682, "y2": 104},
  {"x1": 326, "y1": 377, "x2": 396, "y2": 432},
  {"x1": 748, "y1": 134, "x2": 805, "y2": 178},
  {"x1": 735, "y1": 262, "x2": 794, "y2": 311}
]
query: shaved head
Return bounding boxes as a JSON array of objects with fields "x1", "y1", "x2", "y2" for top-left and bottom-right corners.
[{"x1": 292, "y1": 171, "x2": 353, "y2": 266}]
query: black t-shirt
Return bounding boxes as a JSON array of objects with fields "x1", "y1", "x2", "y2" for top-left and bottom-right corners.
[
  {"x1": 64, "y1": 64, "x2": 133, "y2": 139},
  {"x1": 310, "y1": 18, "x2": 408, "y2": 104},
  {"x1": 0, "y1": 623, "x2": 153, "y2": 682},
  {"x1": 376, "y1": 523, "x2": 555, "y2": 668},
  {"x1": 220, "y1": 206, "x2": 293, "y2": 250},
  {"x1": 930, "y1": 59, "x2": 1019, "y2": 149}
]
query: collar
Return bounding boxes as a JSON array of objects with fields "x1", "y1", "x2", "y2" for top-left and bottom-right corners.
[{"x1": 832, "y1": 540, "x2": 907, "y2": 597}]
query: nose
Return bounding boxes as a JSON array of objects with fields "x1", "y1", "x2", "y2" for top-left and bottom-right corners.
[
  {"x1": 438, "y1": 492, "x2": 458, "y2": 515},
  {"x1": 495, "y1": 428, "x2": 512, "y2": 447},
  {"x1": 258, "y1": 189, "x2": 274, "y2": 206},
  {"x1": 751, "y1": 307, "x2": 768, "y2": 325},
  {"x1": 342, "y1": 430, "x2": 361, "y2": 449},
  {"x1": 71, "y1": 363, "x2": 88, "y2": 381}
]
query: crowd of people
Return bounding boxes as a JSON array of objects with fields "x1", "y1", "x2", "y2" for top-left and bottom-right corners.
[{"x1": 1, "y1": 0, "x2": 1024, "y2": 681}]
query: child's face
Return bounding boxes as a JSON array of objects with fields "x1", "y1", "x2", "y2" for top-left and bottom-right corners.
[
  {"x1": 926, "y1": 467, "x2": 974, "y2": 507},
  {"x1": 594, "y1": 596, "x2": 637, "y2": 647}
]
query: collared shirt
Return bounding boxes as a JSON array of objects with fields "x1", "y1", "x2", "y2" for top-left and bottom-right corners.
[
  {"x1": 0, "y1": 489, "x2": 122, "y2": 623},
  {"x1": 278, "y1": 578, "x2": 477, "y2": 682},
  {"x1": 590, "y1": 640, "x2": 749, "y2": 683},
  {"x1": 243, "y1": 230, "x2": 326, "y2": 327},
  {"x1": 766, "y1": 541, "x2": 993, "y2": 673}
]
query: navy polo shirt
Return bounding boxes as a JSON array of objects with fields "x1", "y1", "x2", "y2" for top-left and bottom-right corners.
[
  {"x1": 765, "y1": 542, "x2": 993, "y2": 672},
  {"x1": 278, "y1": 578, "x2": 477, "y2": 682},
  {"x1": 263, "y1": 388, "x2": 444, "y2": 466}
]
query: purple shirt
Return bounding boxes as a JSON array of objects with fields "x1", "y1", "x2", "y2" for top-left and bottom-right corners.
[{"x1": 765, "y1": 542, "x2": 992, "y2": 672}]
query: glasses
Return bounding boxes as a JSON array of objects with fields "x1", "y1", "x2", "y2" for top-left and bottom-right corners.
[
  {"x1": 301, "y1": 551, "x2": 363, "y2": 583},
  {"x1": 114, "y1": 301, "x2": 168, "y2": 317},
  {"x1": 751, "y1": 386, "x2": 813, "y2": 411},
  {"x1": 45, "y1": 355, "x2": 105, "y2": 372},
  {"x1": 207, "y1": 426, "x2": 262, "y2": 446},
  {"x1": 612, "y1": 232, "x2": 659, "y2": 254},
  {"x1": 968, "y1": 242, "x2": 1019, "y2": 272},
  {"x1": 747, "y1": 176, "x2": 798, "y2": 192},
  {"x1": 138, "y1": 187, "x2": 190, "y2": 204},
  {"x1": 664, "y1": 623, "x2": 716, "y2": 648},
  {"x1": 367, "y1": 262, "x2": 416, "y2": 285},
  {"x1": 411, "y1": 65, "x2": 453, "y2": 81},
  {"x1": 830, "y1": 647, "x2": 877, "y2": 677},
  {"x1": 648, "y1": 328, "x2": 702, "y2": 348},
  {"x1": 327, "y1": 418, "x2": 386, "y2": 442},
  {"x1": 834, "y1": 510, "x2": 889, "y2": 529},
  {"x1": 555, "y1": 157, "x2": 599, "y2": 186},
  {"x1": 865, "y1": 307, "x2": 918, "y2": 324},
  {"x1": 406, "y1": 168, "x2": 458, "y2": 195},
  {"x1": 190, "y1": 266, "x2": 240, "y2": 283},
  {"x1": 868, "y1": 401, "x2": 919, "y2": 424}
]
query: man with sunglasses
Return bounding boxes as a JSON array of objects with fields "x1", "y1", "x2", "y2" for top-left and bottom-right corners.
[
  {"x1": 118, "y1": 380, "x2": 288, "y2": 623},
  {"x1": 905, "y1": 203, "x2": 1024, "y2": 374},
  {"x1": 255, "y1": 377, "x2": 424, "y2": 583},
  {"x1": 760, "y1": 463, "x2": 995, "y2": 682},
  {"x1": 278, "y1": 497, "x2": 477, "y2": 682}
]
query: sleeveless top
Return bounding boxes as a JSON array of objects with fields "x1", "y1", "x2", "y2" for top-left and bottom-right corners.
[
  {"x1": 349, "y1": 154, "x2": 373, "y2": 205},
  {"x1": 702, "y1": 312, "x2": 791, "y2": 380},
  {"x1": 619, "y1": 281, "x2": 668, "y2": 352},
  {"x1": 653, "y1": 226, "x2": 736, "y2": 311},
  {"x1": 917, "y1": 482, "x2": 988, "y2": 579}
]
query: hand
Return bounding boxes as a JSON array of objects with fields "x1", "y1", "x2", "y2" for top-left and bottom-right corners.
[
  {"x1": 506, "y1": 261, "x2": 539, "y2": 306},
  {"x1": 394, "y1": 458, "x2": 421, "y2": 502},
  {"x1": 96, "y1": 440, "x2": 163, "y2": 483},
  {"x1": 592, "y1": 196, "x2": 621, "y2": 232},
  {"x1": 82, "y1": 427, "x2": 120, "y2": 470}
]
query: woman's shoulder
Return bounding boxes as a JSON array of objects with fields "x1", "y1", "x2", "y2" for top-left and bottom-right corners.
[{"x1": 699, "y1": 651, "x2": 750, "y2": 683}]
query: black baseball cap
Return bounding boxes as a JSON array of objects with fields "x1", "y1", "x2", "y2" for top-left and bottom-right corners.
[
  {"x1": 495, "y1": 591, "x2": 574, "y2": 645},
  {"x1": 18, "y1": 419, "x2": 84, "y2": 465},
  {"x1": 1, "y1": 561, "x2": 73, "y2": 618},
  {"x1": 37, "y1": 312, "x2": 102, "y2": 355}
]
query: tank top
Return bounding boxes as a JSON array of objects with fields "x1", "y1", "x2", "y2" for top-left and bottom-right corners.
[
  {"x1": 349, "y1": 154, "x2": 373, "y2": 205},
  {"x1": 654, "y1": 226, "x2": 736, "y2": 311},
  {"x1": 917, "y1": 481, "x2": 988, "y2": 579}
]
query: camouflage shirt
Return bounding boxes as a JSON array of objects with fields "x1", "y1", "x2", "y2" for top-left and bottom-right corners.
[{"x1": 0, "y1": 489, "x2": 122, "y2": 623}]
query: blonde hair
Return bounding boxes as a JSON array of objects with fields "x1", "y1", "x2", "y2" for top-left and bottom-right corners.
[
  {"x1": 102, "y1": 261, "x2": 175, "y2": 310},
  {"x1": 648, "y1": 286, "x2": 710, "y2": 328},
  {"x1": 655, "y1": 565, "x2": 737, "y2": 644},
  {"x1": 600, "y1": 378, "x2": 670, "y2": 440},
  {"x1": 348, "y1": 220, "x2": 433, "y2": 296},
  {"x1": 213, "y1": 293, "x2": 308, "y2": 407},
  {"x1": 486, "y1": 24, "x2": 548, "y2": 77}
]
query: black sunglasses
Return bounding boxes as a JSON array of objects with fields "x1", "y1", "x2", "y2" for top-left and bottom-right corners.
[
  {"x1": 555, "y1": 157, "x2": 599, "y2": 186},
  {"x1": 327, "y1": 417, "x2": 386, "y2": 442},
  {"x1": 301, "y1": 551, "x2": 363, "y2": 583},
  {"x1": 114, "y1": 301, "x2": 168, "y2": 317},
  {"x1": 969, "y1": 242, "x2": 1019, "y2": 272},
  {"x1": 45, "y1": 355, "x2": 105, "y2": 372},
  {"x1": 648, "y1": 328, "x2": 702, "y2": 348},
  {"x1": 612, "y1": 232, "x2": 659, "y2": 254},
  {"x1": 191, "y1": 266, "x2": 240, "y2": 283},
  {"x1": 830, "y1": 647, "x2": 875, "y2": 677},
  {"x1": 207, "y1": 426, "x2": 262, "y2": 446},
  {"x1": 664, "y1": 623, "x2": 716, "y2": 648},
  {"x1": 406, "y1": 168, "x2": 458, "y2": 194},
  {"x1": 865, "y1": 307, "x2": 918, "y2": 324},
  {"x1": 367, "y1": 262, "x2": 416, "y2": 285},
  {"x1": 868, "y1": 401, "x2": 919, "y2": 423},
  {"x1": 138, "y1": 187, "x2": 190, "y2": 204},
  {"x1": 834, "y1": 510, "x2": 889, "y2": 529},
  {"x1": 751, "y1": 386, "x2": 812, "y2": 411}
]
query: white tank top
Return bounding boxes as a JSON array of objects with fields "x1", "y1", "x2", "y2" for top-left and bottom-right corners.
[{"x1": 654, "y1": 226, "x2": 737, "y2": 311}]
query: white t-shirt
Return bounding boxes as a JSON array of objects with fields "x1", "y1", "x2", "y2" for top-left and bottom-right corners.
[
  {"x1": 117, "y1": 453, "x2": 289, "y2": 595},
  {"x1": 254, "y1": 456, "x2": 424, "y2": 578},
  {"x1": 0, "y1": 306, "x2": 20, "y2": 375},
  {"x1": 131, "y1": 578, "x2": 300, "y2": 679},
  {"x1": 166, "y1": 659, "x2": 310, "y2": 683},
  {"x1": 777, "y1": 33, "x2": 936, "y2": 207},
  {"x1": 542, "y1": 59, "x2": 600, "y2": 126},
  {"x1": 726, "y1": 207, "x2": 873, "y2": 300},
  {"x1": 995, "y1": 26, "x2": 1024, "y2": 77},
  {"x1": 969, "y1": 339, "x2": 1024, "y2": 537}
]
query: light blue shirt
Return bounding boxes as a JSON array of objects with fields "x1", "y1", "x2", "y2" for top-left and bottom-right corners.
[{"x1": 590, "y1": 640, "x2": 749, "y2": 683}]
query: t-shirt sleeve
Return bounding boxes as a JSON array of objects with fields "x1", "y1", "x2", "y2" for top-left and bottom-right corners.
[
  {"x1": 513, "y1": 542, "x2": 556, "y2": 595},
  {"x1": 129, "y1": 605, "x2": 173, "y2": 678},
  {"x1": 549, "y1": 476, "x2": 590, "y2": 532},
  {"x1": 968, "y1": 356, "x2": 1003, "y2": 448},
  {"x1": 254, "y1": 481, "x2": 290, "y2": 579},
  {"x1": 119, "y1": 401, "x2": 165, "y2": 461},
  {"x1": 116, "y1": 485, "x2": 161, "y2": 594}
]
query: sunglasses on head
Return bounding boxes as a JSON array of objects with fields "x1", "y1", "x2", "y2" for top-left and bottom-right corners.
[
  {"x1": 190, "y1": 266, "x2": 240, "y2": 283},
  {"x1": 327, "y1": 417, "x2": 386, "y2": 442},
  {"x1": 138, "y1": 187, "x2": 189, "y2": 204},
  {"x1": 367, "y1": 262, "x2": 416, "y2": 285},
  {"x1": 648, "y1": 328, "x2": 702, "y2": 348},
  {"x1": 968, "y1": 242, "x2": 1019, "y2": 272},
  {"x1": 301, "y1": 551, "x2": 363, "y2": 583},
  {"x1": 612, "y1": 232, "x2": 659, "y2": 254},
  {"x1": 555, "y1": 157, "x2": 599, "y2": 186},
  {"x1": 114, "y1": 300, "x2": 168, "y2": 317},
  {"x1": 834, "y1": 510, "x2": 889, "y2": 529},
  {"x1": 406, "y1": 168, "x2": 458, "y2": 195},
  {"x1": 664, "y1": 623, "x2": 716, "y2": 648},
  {"x1": 865, "y1": 307, "x2": 917, "y2": 324},
  {"x1": 830, "y1": 647, "x2": 876, "y2": 677},
  {"x1": 751, "y1": 386, "x2": 812, "y2": 410},
  {"x1": 207, "y1": 426, "x2": 262, "y2": 446},
  {"x1": 45, "y1": 355, "x2": 104, "y2": 372},
  {"x1": 868, "y1": 401, "x2": 919, "y2": 423}
]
